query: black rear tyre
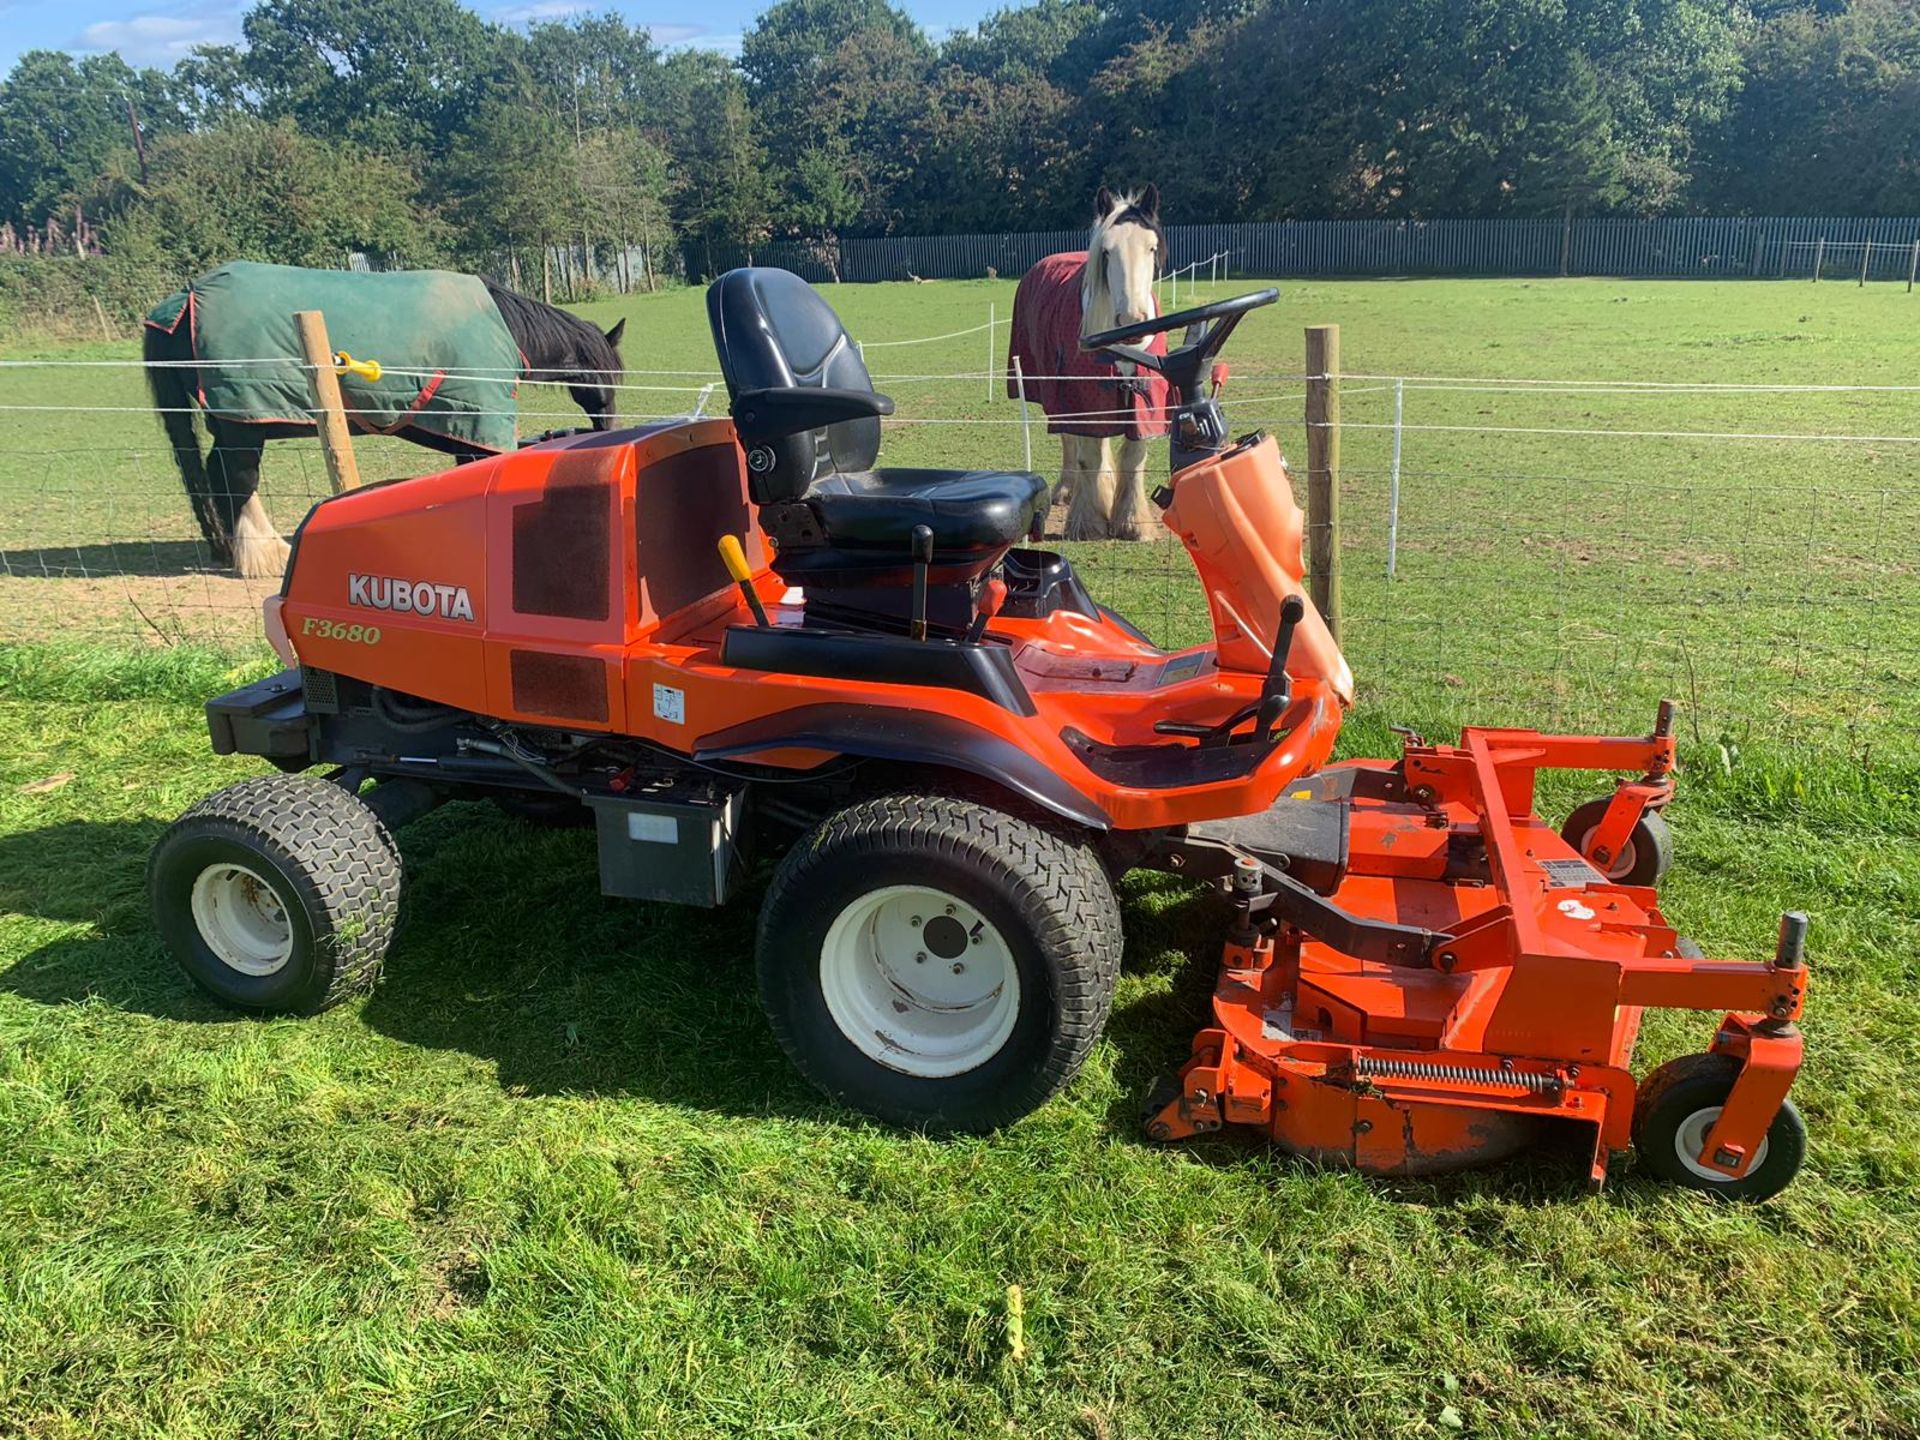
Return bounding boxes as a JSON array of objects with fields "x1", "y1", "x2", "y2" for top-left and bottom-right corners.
[
  {"x1": 1631, "y1": 1052, "x2": 1807, "y2": 1202},
  {"x1": 149, "y1": 774, "x2": 401, "y2": 1014},
  {"x1": 756, "y1": 793, "x2": 1122, "y2": 1132},
  {"x1": 1561, "y1": 798, "x2": 1673, "y2": 885}
]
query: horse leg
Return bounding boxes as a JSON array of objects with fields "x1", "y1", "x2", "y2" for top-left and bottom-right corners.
[
  {"x1": 1053, "y1": 434, "x2": 1078, "y2": 514},
  {"x1": 146, "y1": 352, "x2": 228, "y2": 563},
  {"x1": 1108, "y1": 437, "x2": 1157, "y2": 541},
  {"x1": 208, "y1": 427, "x2": 288, "y2": 579},
  {"x1": 1064, "y1": 436, "x2": 1113, "y2": 541}
]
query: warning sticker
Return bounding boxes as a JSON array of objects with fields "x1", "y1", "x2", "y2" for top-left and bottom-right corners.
[
  {"x1": 1539, "y1": 857, "x2": 1604, "y2": 889},
  {"x1": 652, "y1": 684, "x2": 685, "y2": 725}
]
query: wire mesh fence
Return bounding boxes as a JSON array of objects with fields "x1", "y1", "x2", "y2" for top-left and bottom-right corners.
[
  {"x1": 711, "y1": 216, "x2": 1920, "y2": 284},
  {"x1": 3, "y1": 306, "x2": 1915, "y2": 765}
]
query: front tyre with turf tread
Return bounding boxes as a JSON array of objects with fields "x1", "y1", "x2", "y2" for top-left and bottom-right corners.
[
  {"x1": 149, "y1": 774, "x2": 401, "y2": 1015},
  {"x1": 1631, "y1": 1052, "x2": 1807, "y2": 1202},
  {"x1": 756, "y1": 793, "x2": 1123, "y2": 1133}
]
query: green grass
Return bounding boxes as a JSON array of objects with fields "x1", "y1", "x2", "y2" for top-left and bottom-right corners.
[
  {"x1": 4, "y1": 276, "x2": 1916, "y2": 756},
  {"x1": 3, "y1": 279, "x2": 1920, "y2": 1435},
  {"x1": 2, "y1": 653, "x2": 1918, "y2": 1437}
]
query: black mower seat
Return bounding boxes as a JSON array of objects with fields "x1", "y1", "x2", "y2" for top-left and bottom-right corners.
[
  {"x1": 708, "y1": 267, "x2": 1047, "y2": 588},
  {"x1": 808, "y1": 468, "x2": 1048, "y2": 550}
]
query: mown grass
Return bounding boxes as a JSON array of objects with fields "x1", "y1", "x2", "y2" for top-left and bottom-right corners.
[
  {"x1": 2, "y1": 644, "x2": 1919, "y2": 1438},
  {"x1": 2, "y1": 278, "x2": 1919, "y2": 1435}
]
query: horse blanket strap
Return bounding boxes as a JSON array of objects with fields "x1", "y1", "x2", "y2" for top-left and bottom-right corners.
[
  {"x1": 145, "y1": 261, "x2": 524, "y2": 453},
  {"x1": 1005, "y1": 251, "x2": 1170, "y2": 440}
]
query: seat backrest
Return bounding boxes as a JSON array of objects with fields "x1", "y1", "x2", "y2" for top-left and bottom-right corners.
[{"x1": 706, "y1": 268, "x2": 881, "y2": 504}]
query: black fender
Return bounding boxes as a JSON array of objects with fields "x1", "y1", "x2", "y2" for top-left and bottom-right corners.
[{"x1": 693, "y1": 703, "x2": 1110, "y2": 830}]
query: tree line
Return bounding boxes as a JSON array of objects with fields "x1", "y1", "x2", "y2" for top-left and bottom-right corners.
[{"x1": 1, "y1": 0, "x2": 1917, "y2": 297}]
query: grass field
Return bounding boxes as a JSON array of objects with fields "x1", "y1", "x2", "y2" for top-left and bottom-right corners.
[
  {"x1": 3, "y1": 279, "x2": 1920, "y2": 1436},
  {"x1": 2, "y1": 276, "x2": 1916, "y2": 755}
]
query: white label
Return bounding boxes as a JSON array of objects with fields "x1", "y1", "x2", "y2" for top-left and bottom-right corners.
[
  {"x1": 652, "y1": 684, "x2": 685, "y2": 725},
  {"x1": 627, "y1": 812, "x2": 678, "y2": 844}
]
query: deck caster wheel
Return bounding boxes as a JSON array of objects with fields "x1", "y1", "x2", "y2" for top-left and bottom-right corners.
[
  {"x1": 149, "y1": 774, "x2": 401, "y2": 1015},
  {"x1": 1631, "y1": 1053, "x2": 1806, "y2": 1202},
  {"x1": 1561, "y1": 798, "x2": 1673, "y2": 885},
  {"x1": 756, "y1": 793, "x2": 1122, "y2": 1132}
]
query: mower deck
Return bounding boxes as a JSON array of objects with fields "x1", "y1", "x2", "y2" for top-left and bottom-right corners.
[{"x1": 1148, "y1": 721, "x2": 1808, "y2": 1190}]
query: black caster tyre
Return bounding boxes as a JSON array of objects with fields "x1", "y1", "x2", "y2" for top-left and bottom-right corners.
[
  {"x1": 1632, "y1": 1052, "x2": 1807, "y2": 1202},
  {"x1": 756, "y1": 792, "x2": 1123, "y2": 1133},
  {"x1": 149, "y1": 774, "x2": 402, "y2": 1015},
  {"x1": 1561, "y1": 798, "x2": 1673, "y2": 885}
]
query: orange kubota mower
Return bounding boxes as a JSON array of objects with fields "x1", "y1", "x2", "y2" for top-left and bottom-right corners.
[{"x1": 150, "y1": 271, "x2": 1810, "y2": 1199}]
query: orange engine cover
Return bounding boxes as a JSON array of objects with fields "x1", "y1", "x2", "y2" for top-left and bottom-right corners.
[{"x1": 280, "y1": 419, "x2": 758, "y2": 731}]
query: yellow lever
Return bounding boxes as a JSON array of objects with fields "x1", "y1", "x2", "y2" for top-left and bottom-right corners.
[
  {"x1": 332, "y1": 351, "x2": 382, "y2": 383},
  {"x1": 717, "y1": 535, "x2": 770, "y2": 626},
  {"x1": 718, "y1": 534, "x2": 754, "y2": 584}
]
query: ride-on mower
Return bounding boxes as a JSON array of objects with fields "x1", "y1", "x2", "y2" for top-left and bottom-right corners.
[{"x1": 151, "y1": 270, "x2": 1810, "y2": 1199}]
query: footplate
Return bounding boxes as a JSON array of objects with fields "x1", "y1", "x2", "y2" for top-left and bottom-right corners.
[{"x1": 1186, "y1": 767, "x2": 1353, "y2": 895}]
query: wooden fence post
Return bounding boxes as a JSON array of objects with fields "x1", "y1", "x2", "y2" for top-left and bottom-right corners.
[
  {"x1": 1908, "y1": 238, "x2": 1919, "y2": 293},
  {"x1": 1305, "y1": 323, "x2": 1342, "y2": 642},
  {"x1": 293, "y1": 309, "x2": 362, "y2": 494},
  {"x1": 1860, "y1": 240, "x2": 1872, "y2": 286},
  {"x1": 1813, "y1": 236, "x2": 1825, "y2": 282}
]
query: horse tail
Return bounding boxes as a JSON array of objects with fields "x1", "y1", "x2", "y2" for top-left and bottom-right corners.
[{"x1": 144, "y1": 325, "x2": 227, "y2": 557}]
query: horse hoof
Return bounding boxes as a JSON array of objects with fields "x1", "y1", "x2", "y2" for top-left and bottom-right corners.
[{"x1": 233, "y1": 534, "x2": 291, "y2": 580}]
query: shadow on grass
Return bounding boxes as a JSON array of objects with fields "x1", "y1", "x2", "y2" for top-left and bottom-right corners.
[
  {"x1": 0, "y1": 810, "x2": 1622, "y2": 1194},
  {"x1": 0, "y1": 806, "x2": 825, "y2": 1122},
  {"x1": 0, "y1": 540, "x2": 216, "y2": 579}
]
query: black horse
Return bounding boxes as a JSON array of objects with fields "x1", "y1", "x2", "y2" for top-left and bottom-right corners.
[{"x1": 146, "y1": 272, "x2": 626, "y2": 578}]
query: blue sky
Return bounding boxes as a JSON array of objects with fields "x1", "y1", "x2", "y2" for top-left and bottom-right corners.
[{"x1": 1, "y1": 0, "x2": 1001, "y2": 72}]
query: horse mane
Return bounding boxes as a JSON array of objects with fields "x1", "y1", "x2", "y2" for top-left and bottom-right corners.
[
  {"x1": 1082, "y1": 191, "x2": 1164, "y2": 317},
  {"x1": 482, "y1": 278, "x2": 621, "y2": 382}
]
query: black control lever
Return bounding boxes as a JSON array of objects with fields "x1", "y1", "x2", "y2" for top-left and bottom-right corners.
[
  {"x1": 1152, "y1": 593, "x2": 1309, "y2": 748},
  {"x1": 909, "y1": 525, "x2": 934, "y2": 640},
  {"x1": 1254, "y1": 594, "x2": 1307, "y2": 736}
]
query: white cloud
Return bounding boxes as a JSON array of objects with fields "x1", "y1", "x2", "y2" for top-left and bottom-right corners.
[
  {"x1": 71, "y1": 7, "x2": 242, "y2": 65},
  {"x1": 491, "y1": 0, "x2": 594, "y2": 22},
  {"x1": 659, "y1": 28, "x2": 741, "y2": 55}
]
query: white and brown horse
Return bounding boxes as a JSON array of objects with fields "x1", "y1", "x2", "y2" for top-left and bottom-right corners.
[{"x1": 1008, "y1": 186, "x2": 1169, "y2": 541}]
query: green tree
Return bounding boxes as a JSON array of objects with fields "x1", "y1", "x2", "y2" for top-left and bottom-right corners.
[
  {"x1": 169, "y1": 45, "x2": 257, "y2": 130},
  {"x1": 573, "y1": 127, "x2": 676, "y2": 291},
  {"x1": 442, "y1": 98, "x2": 575, "y2": 297},
  {"x1": 520, "y1": 12, "x2": 665, "y2": 134},
  {"x1": 1695, "y1": 0, "x2": 1920, "y2": 214},
  {"x1": 792, "y1": 143, "x2": 865, "y2": 276},
  {"x1": 240, "y1": 0, "x2": 508, "y2": 156},
  {"x1": 91, "y1": 118, "x2": 435, "y2": 275},
  {"x1": 0, "y1": 51, "x2": 177, "y2": 227},
  {"x1": 741, "y1": 0, "x2": 930, "y2": 173},
  {"x1": 659, "y1": 51, "x2": 772, "y2": 278},
  {"x1": 939, "y1": 0, "x2": 1100, "y2": 82}
]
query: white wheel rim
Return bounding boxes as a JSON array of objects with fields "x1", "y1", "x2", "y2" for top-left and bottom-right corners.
[
  {"x1": 1579, "y1": 825, "x2": 1636, "y2": 881},
  {"x1": 1673, "y1": 1104, "x2": 1769, "y2": 1183},
  {"x1": 819, "y1": 884, "x2": 1021, "y2": 1078},
  {"x1": 190, "y1": 862, "x2": 294, "y2": 977}
]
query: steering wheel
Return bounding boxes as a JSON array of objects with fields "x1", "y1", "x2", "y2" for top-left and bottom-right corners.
[{"x1": 1079, "y1": 288, "x2": 1279, "y2": 403}]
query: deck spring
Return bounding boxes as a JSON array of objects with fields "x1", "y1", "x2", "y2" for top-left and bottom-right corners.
[{"x1": 1356, "y1": 1056, "x2": 1563, "y2": 1095}]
